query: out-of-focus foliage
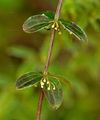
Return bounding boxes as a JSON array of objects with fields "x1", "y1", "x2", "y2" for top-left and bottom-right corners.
[{"x1": 0, "y1": 0, "x2": 100, "y2": 120}]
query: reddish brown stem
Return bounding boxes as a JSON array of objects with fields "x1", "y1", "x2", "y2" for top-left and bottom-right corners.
[
  {"x1": 44, "y1": 29, "x2": 56, "y2": 73},
  {"x1": 55, "y1": 0, "x2": 63, "y2": 21},
  {"x1": 44, "y1": 0, "x2": 63, "y2": 73},
  {"x1": 36, "y1": 0, "x2": 63, "y2": 120},
  {"x1": 36, "y1": 89, "x2": 44, "y2": 120}
]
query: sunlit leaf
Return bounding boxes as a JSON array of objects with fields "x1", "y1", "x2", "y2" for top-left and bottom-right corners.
[
  {"x1": 59, "y1": 19, "x2": 88, "y2": 42},
  {"x1": 16, "y1": 72, "x2": 43, "y2": 89},
  {"x1": 23, "y1": 13, "x2": 53, "y2": 33},
  {"x1": 42, "y1": 75, "x2": 63, "y2": 109}
]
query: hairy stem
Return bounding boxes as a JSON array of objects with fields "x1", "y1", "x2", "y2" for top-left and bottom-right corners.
[{"x1": 36, "y1": 0, "x2": 63, "y2": 120}]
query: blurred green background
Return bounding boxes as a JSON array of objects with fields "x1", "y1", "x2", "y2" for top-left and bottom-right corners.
[{"x1": 0, "y1": 0, "x2": 100, "y2": 120}]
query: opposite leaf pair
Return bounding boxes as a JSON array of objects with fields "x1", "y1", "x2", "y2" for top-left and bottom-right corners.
[
  {"x1": 16, "y1": 71, "x2": 69, "y2": 109},
  {"x1": 23, "y1": 11, "x2": 87, "y2": 42},
  {"x1": 16, "y1": 11, "x2": 87, "y2": 110}
]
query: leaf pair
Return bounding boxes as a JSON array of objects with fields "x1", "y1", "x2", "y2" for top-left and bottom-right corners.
[
  {"x1": 23, "y1": 11, "x2": 87, "y2": 42},
  {"x1": 16, "y1": 72, "x2": 69, "y2": 109}
]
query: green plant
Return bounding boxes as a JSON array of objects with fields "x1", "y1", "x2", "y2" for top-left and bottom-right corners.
[{"x1": 16, "y1": 0, "x2": 87, "y2": 120}]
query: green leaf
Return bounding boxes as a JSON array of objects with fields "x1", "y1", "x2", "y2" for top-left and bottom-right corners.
[
  {"x1": 16, "y1": 72, "x2": 43, "y2": 89},
  {"x1": 42, "y1": 75, "x2": 63, "y2": 109},
  {"x1": 23, "y1": 13, "x2": 53, "y2": 33},
  {"x1": 48, "y1": 73, "x2": 71, "y2": 87},
  {"x1": 42, "y1": 11, "x2": 54, "y2": 20},
  {"x1": 59, "y1": 19, "x2": 88, "y2": 42}
]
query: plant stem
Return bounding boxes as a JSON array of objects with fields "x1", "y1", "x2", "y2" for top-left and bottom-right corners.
[
  {"x1": 44, "y1": 0, "x2": 63, "y2": 73},
  {"x1": 44, "y1": 29, "x2": 56, "y2": 73},
  {"x1": 55, "y1": 0, "x2": 63, "y2": 21},
  {"x1": 36, "y1": 89, "x2": 44, "y2": 120},
  {"x1": 36, "y1": 0, "x2": 63, "y2": 120}
]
